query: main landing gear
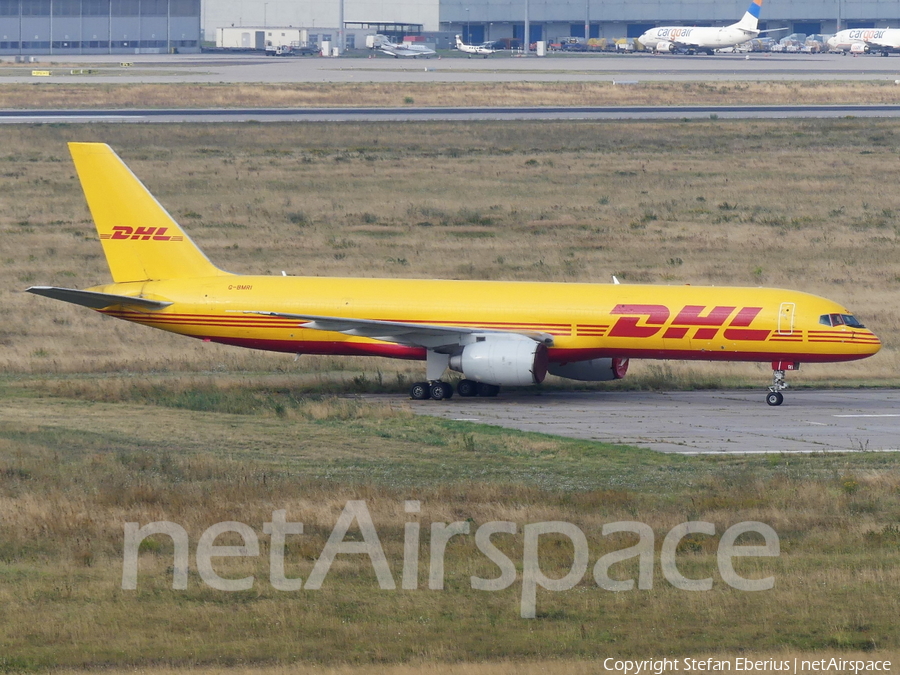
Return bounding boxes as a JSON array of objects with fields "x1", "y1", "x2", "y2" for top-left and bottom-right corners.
[
  {"x1": 766, "y1": 362, "x2": 797, "y2": 406},
  {"x1": 411, "y1": 350, "x2": 502, "y2": 401},
  {"x1": 409, "y1": 379, "x2": 500, "y2": 401}
]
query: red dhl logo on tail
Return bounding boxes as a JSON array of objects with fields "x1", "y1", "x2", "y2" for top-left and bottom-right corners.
[
  {"x1": 100, "y1": 226, "x2": 184, "y2": 241},
  {"x1": 609, "y1": 304, "x2": 770, "y2": 341}
]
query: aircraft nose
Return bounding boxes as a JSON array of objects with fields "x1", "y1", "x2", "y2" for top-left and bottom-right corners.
[{"x1": 856, "y1": 330, "x2": 882, "y2": 356}]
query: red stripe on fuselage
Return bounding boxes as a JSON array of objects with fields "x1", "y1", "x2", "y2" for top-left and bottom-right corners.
[
  {"x1": 98, "y1": 310, "x2": 875, "y2": 365},
  {"x1": 100, "y1": 310, "x2": 571, "y2": 334},
  {"x1": 191, "y1": 336, "x2": 873, "y2": 365}
]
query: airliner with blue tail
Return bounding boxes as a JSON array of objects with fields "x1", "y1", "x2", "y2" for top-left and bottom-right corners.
[{"x1": 638, "y1": 0, "x2": 785, "y2": 54}]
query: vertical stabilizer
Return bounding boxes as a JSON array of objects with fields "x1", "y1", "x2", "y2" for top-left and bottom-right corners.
[
  {"x1": 734, "y1": 0, "x2": 763, "y2": 32},
  {"x1": 68, "y1": 142, "x2": 228, "y2": 283}
]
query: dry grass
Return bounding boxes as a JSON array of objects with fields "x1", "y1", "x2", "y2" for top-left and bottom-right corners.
[
  {"x1": 2, "y1": 80, "x2": 900, "y2": 109},
  {"x1": 3, "y1": 120, "x2": 900, "y2": 386},
  {"x1": 1, "y1": 390, "x2": 900, "y2": 669}
]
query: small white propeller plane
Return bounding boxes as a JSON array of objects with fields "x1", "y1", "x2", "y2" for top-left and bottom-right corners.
[{"x1": 455, "y1": 35, "x2": 500, "y2": 57}]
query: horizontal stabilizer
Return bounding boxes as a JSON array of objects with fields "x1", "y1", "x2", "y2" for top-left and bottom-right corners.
[{"x1": 26, "y1": 286, "x2": 172, "y2": 310}]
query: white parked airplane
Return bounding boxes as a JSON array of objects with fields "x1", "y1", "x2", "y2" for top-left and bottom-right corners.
[
  {"x1": 826, "y1": 28, "x2": 900, "y2": 55},
  {"x1": 455, "y1": 35, "x2": 499, "y2": 57},
  {"x1": 369, "y1": 34, "x2": 436, "y2": 58},
  {"x1": 380, "y1": 42, "x2": 436, "y2": 58},
  {"x1": 638, "y1": 0, "x2": 784, "y2": 54}
]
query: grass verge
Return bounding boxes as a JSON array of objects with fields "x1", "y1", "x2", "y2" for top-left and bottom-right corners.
[
  {"x1": 0, "y1": 378, "x2": 899, "y2": 669},
  {"x1": 3, "y1": 80, "x2": 900, "y2": 109}
]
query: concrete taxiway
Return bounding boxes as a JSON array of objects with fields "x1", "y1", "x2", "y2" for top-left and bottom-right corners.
[
  {"x1": 4, "y1": 51, "x2": 900, "y2": 85},
  {"x1": 409, "y1": 389, "x2": 900, "y2": 454},
  {"x1": 5, "y1": 104, "x2": 900, "y2": 124}
]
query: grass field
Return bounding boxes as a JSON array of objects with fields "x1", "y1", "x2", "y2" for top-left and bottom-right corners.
[
  {"x1": 2, "y1": 118, "x2": 900, "y2": 672},
  {"x1": 3, "y1": 120, "x2": 900, "y2": 382},
  {"x1": 2, "y1": 80, "x2": 900, "y2": 109},
  {"x1": 2, "y1": 390, "x2": 900, "y2": 671}
]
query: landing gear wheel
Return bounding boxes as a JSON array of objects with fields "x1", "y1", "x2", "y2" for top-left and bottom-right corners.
[
  {"x1": 766, "y1": 366, "x2": 791, "y2": 407},
  {"x1": 430, "y1": 381, "x2": 451, "y2": 400},
  {"x1": 476, "y1": 383, "x2": 500, "y2": 397},
  {"x1": 766, "y1": 391, "x2": 784, "y2": 407},
  {"x1": 410, "y1": 382, "x2": 429, "y2": 400},
  {"x1": 457, "y1": 379, "x2": 478, "y2": 397}
]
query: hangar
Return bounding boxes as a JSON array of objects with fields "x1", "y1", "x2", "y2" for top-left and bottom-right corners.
[{"x1": 0, "y1": 0, "x2": 200, "y2": 56}]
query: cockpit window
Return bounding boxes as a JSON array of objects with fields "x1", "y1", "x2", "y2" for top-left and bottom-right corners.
[{"x1": 819, "y1": 313, "x2": 865, "y2": 328}]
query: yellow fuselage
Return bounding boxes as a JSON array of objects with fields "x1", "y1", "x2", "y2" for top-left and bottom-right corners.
[{"x1": 92, "y1": 275, "x2": 881, "y2": 365}]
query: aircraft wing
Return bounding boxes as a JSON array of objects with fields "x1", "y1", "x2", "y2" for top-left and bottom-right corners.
[
  {"x1": 379, "y1": 45, "x2": 434, "y2": 57},
  {"x1": 245, "y1": 311, "x2": 554, "y2": 349},
  {"x1": 26, "y1": 286, "x2": 172, "y2": 310},
  {"x1": 670, "y1": 35, "x2": 716, "y2": 48},
  {"x1": 865, "y1": 37, "x2": 900, "y2": 49}
]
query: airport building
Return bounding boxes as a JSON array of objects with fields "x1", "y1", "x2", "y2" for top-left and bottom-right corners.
[
  {"x1": 0, "y1": 0, "x2": 201, "y2": 56},
  {"x1": 203, "y1": 0, "x2": 898, "y2": 48},
  {"x1": 0, "y1": 0, "x2": 894, "y2": 56}
]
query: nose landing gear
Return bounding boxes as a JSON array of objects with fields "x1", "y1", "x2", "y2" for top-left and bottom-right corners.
[{"x1": 766, "y1": 361, "x2": 798, "y2": 406}]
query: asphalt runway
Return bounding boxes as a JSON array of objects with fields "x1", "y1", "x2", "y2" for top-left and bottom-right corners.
[
  {"x1": 4, "y1": 51, "x2": 900, "y2": 84},
  {"x1": 408, "y1": 389, "x2": 900, "y2": 454},
  {"x1": 5, "y1": 103, "x2": 900, "y2": 123}
]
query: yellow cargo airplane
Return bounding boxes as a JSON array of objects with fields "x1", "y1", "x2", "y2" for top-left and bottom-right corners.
[{"x1": 28, "y1": 143, "x2": 881, "y2": 405}]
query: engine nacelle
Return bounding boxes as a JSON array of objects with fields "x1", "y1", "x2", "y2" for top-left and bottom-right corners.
[
  {"x1": 656, "y1": 40, "x2": 675, "y2": 53},
  {"x1": 548, "y1": 357, "x2": 629, "y2": 382},
  {"x1": 850, "y1": 42, "x2": 869, "y2": 53},
  {"x1": 449, "y1": 338, "x2": 548, "y2": 386}
]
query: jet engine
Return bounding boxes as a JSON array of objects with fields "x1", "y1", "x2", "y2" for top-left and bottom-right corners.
[
  {"x1": 548, "y1": 357, "x2": 629, "y2": 382},
  {"x1": 449, "y1": 337, "x2": 549, "y2": 386},
  {"x1": 655, "y1": 40, "x2": 676, "y2": 52}
]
